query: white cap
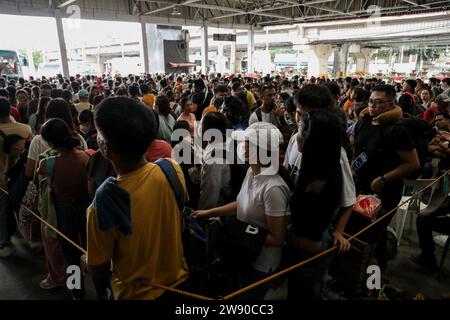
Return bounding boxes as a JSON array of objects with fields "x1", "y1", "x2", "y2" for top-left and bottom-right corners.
[{"x1": 231, "y1": 122, "x2": 283, "y2": 152}]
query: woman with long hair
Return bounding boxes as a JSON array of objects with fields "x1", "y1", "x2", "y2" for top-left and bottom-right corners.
[
  {"x1": 288, "y1": 109, "x2": 343, "y2": 300},
  {"x1": 38, "y1": 118, "x2": 90, "y2": 299},
  {"x1": 29, "y1": 96, "x2": 51, "y2": 135},
  {"x1": 89, "y1": 85, "x2": 100, "y2": 105},
  {"x1": 16, "y1": 89, "x2": 30, "y2": 124},
  {"x1": 25, "y1": 98, "x2": 87, "y2": 292},
  {"x1": 155, "y1": 94, "x2": 176, "y2": 142}
]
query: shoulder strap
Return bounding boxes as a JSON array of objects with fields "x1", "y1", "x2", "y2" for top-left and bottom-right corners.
[
  {"x1": 45, "y1": 156, "x2": 57, "y2": 184},
  {"x1": 155, "y1": 158, "x2": 185, "y2": 211},
  {"x1": 255, "y1": 108, "x2": 262, "y2": 122},
  {"x1": 0, "y1": 128, "x2": 7, "y2": 139}
]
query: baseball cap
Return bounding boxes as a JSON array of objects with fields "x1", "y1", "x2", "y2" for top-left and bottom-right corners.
[
  {"x1": 232, "y1": 122, "x2": 283, "y2": 152},
  {"x1": 231, "y1": 122, "x2": 283, "y2": 175},
  {"x1": 78, "y1": 89, "x2": 89, "y2": 98}
]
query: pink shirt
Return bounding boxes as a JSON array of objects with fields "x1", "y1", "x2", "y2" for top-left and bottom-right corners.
[{"x1": 177, "y1": 113, "x2": 196, "y2": 136}]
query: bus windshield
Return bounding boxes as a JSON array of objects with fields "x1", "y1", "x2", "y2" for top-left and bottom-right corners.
[{"x1": 0, "y1": 50, "x2": 20, "y2": 79}]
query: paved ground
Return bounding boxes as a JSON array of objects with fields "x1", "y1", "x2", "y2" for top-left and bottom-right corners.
[{"x1": 1, "y1": 228, "x2": 449, "y2": 300}]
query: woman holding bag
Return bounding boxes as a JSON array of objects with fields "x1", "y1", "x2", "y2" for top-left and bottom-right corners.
[{"x1": 192, "y1": 122, "x2": 290, "y2": 299}]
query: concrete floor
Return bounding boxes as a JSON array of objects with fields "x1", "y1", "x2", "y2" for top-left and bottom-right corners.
[
  {"x1": 0, "y1": 235, "x2": 94, "y2": 300},
  {"x1": 383, "y1": 229, "x2": 450, "y2": 300},
  {"x1": 1, "y1": 228, "x2": 449, "y2": 300}
]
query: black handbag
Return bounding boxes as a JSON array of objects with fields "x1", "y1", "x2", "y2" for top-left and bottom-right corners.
[{"x1": 218, "y1": 217, "x2": 268, "y2": 270}]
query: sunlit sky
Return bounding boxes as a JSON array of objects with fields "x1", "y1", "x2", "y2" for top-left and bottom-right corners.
[
  {"x1": 0, "y1": 14, "x2": 141, "y2": 52},
  {"x1": 0, "y1": 14, "x2": 236, "y2": 53}
]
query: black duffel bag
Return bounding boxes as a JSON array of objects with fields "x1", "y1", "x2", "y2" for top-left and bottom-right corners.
[{"x1": 217, "y1": 217, "x2": 268, "y2": 271}]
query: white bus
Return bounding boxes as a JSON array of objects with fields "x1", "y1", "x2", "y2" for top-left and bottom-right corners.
[{"x1": 0, "y1": 49, "x2": 27, "y2": 80}]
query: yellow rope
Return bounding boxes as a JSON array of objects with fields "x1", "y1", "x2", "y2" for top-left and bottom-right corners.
[
  {"x1": 222, "y1": 170, "x2": 450, "y2": 300},
  {"x1": 2, "y1": 169, "x2": 448, "y2": 300}
]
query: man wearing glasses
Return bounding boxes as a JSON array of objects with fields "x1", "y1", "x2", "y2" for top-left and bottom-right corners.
[{"x1": 353, "y1": 84, "x2": 420, "y2": 267}]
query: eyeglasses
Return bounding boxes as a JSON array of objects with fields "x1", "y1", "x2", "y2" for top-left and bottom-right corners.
[{"x1": 368, "y1": 99, "x2": 392, "y2": 106}]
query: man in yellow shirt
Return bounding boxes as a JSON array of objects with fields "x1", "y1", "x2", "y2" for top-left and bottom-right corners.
[
  {"x1": 140, "y1": 83, "x2": 155, "y2": 108},
  {"x1": 87, "y1": 96, "x2": 188, "y2": 299}
]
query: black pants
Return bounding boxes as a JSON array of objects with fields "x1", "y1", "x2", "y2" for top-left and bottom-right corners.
[{"x1": 417, "y1": 210, "x2": 450, "y2": 261}]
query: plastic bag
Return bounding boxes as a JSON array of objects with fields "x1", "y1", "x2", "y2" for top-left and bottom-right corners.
[{"x1": 352, "y1": 195, "x2": 382, "y2": 220}]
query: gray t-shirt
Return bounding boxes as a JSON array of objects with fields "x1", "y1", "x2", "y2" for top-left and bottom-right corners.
[{"x1": 157, "y1": 114, "x2": 176, "y2": 143}]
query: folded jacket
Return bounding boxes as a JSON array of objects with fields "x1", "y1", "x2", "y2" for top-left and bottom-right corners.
[{"x1": 93, "y1": 176, "x2": 132, "y2": 235}]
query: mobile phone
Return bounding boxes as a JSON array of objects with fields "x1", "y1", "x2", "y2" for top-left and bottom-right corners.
[{"x1": 353, "y1": 152, "x2": 368, "y2": 171}]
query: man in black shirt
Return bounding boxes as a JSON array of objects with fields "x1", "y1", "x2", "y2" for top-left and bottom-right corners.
[
  {"x1": 398, "y1": 79, "x2": 419, "y2": 115},
  {"x1": 355, "y1": 84, "x2": 420, "y2": 212},
  {"x1": 191, "y1": 79, "x2": 213, "y2": 121},
  {"x1": 354, "y1": 84, "x2": 421, "y2": 269}
]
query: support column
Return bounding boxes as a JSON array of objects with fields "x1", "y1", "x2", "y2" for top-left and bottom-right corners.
[
  {"x1": 201, "y1": 24, "x2": 209, "y2": 75},
  {"x1": 399, "y1": 45, "x2": 405, "y2": 64},
  {"x1": 217, "y1": 43, "x2": 224, "y2": 74},
  {"x1": 333, "y1": 43, "x2": 349, "y2": 78},
  {"x1": 361, "y1": 48, "x2": 374, "y2": 75},
  {"x1": 351, "y1": 45, "x2": 374, "y2": 75},
  {"x1": 247, "y1": 25, "x2": 255, "y2": 73},
  {"x1": 55, "y1": 9, "x2": 70, "y2": 78},
  {"x1": 140, "y1": 20, "x2": 150, "y2": 74},
  {"x1": 26, "y1": 47, "x2": 36, "y2": 77},
  {"x1": 230, "y1": 29, "x2": 236, "y2": 74},
  {"x1": 301, "y1": 44, "x2": 333, "y2": 78}
]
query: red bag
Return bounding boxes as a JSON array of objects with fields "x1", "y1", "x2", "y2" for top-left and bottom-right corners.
[{"x1": 352, "y1": 195, "x2": 382, "y2": 220}]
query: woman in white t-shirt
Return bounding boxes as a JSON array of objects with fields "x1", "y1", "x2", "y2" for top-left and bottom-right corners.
[{"x1": 193, "y1": 122, "x2": 290, "y2": 299}]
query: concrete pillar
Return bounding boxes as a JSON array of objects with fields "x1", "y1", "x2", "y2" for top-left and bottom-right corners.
[
  {"x1": 140, "y1": 20, "x2": 150, "y2": 74},
  {"x1": 247, "y1": 25, "x2": 255, "y2": 73},
  {"x1": 333, "y1": 43, "x2": 349, "y2": 78},
  {"x1": 351, "y1": 46, "x2": 374, "y2": 75},
  {"x1": 361, "y1": 48, "x2": 374, "y2": 75},
  {"x1": 54, "y1": 9, "x2": 70, "y2": 78},
  {"x1": 230, "y1": 29, "x2": 236, "y2": 74},
  {"x1": 399, "y1": 45, "x2": 404, "y2": 64},
  {"x1": 217, "y1": 43, "x2": 224, "y2": 74},
  {"x1": 201, "y1": 24, "x2": 209, "y2": 75},
  {"x1": 302, "y1": 44, "x2": 334, "y2": 78},
  {"x1": 26, "y1": 47, "x2": 36, "y2": 77}
]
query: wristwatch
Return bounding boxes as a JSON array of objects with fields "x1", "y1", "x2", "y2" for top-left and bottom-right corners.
[{"x1": 380, "y1": 175, "x2": 387, "y2": 184}]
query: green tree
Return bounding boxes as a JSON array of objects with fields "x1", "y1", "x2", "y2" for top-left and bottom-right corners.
[
  {"x1": 32, "y1": 50, "x2": 43, "y2": 70},
  {"x1": 270, "y1": 48, "x2": 296, "y2": 62},
  {"x1": 18, "y1": 49, "x2": 27, "y2": 57}
]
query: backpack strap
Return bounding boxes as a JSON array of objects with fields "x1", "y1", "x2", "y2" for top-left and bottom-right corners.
[
  {"x1": 255, "y1": 108, "x2": 262, "y2": 122},
  {"x1": 155, "y1": 158, "x2": 185, "y2": 211},
  {"x1": 45, "y1": 156, "x2": 57, "y2": 185}
]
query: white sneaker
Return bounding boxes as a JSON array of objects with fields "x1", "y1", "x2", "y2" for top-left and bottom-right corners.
[
  {"x1": 28, "y1": 241, "x2": 43, "y2": 252},
  {"x1": 39, "y1": 278, "x2": 65, "y2": 290},
  {"x1": 0, "y1": 246, "x2": 14, "y2": 258}
]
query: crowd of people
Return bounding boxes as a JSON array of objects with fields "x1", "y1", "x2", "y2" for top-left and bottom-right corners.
[{"x1": 0, "y1": 71, "x2": 449, "y2": 300}]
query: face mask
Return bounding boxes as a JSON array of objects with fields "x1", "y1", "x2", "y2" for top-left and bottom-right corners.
[
  {"x1": 215, "y1": 98, "x2": 224, "y2": 109},
  {"x1": 80, "y1": 125, "x2": 89, "y2": 135}
]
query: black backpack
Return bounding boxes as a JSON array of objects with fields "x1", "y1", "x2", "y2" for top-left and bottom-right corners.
[
  {"x1": 155, "y1": 158, "x2": 222, "y2": 293},
  {"x1": 234, "y1": 91, "x2": 249, "y2": 112},
  {"x1": 397, "y1": 116, "x2": 433, "y2": 173}
]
